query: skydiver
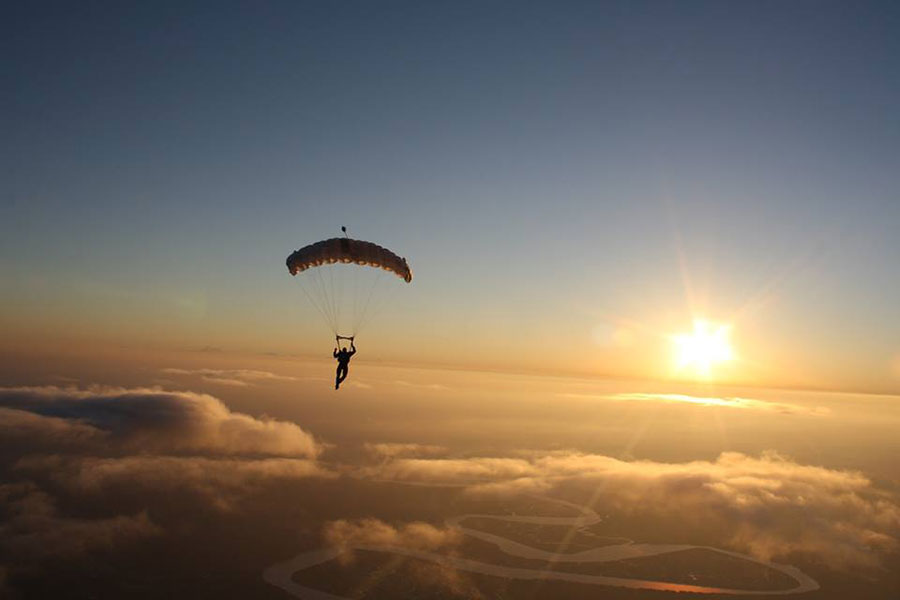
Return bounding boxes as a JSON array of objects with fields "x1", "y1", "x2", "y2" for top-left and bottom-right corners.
[{"x1": 333, "y1": 339, "x2": 356, "y2": 390}]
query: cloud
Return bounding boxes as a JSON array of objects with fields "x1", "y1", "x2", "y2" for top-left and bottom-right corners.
[
  {"x1": 0, "y1": 386, "x2": 320, "y2": 458},
  {"x1": 161, "y1": 368, "x2": 298, "y2": 386},
  {"x1": 0, "y1": 385, "x2": 331, "y2": 512},
  {"x1": 559, "y1": 392, "x2": 830, "y2": 415},
  {"x1": 15, "y1": 455, "x2": 330, "y2": 511},
  {"x1": 364, "y1": 451, "x2": 900, "y2": 571},
  {"x1": 346, "y1": 380, "x2": 373, "y2": 389},
  {"x1": 0, "y1": 384, "x2": 331, "y2": 582},
  {"x1": 364, "y1": 443, "x2": 448, "y2": 459},
  {"x1": 315, "y1": 520, "x2": 475, "y2": 597},
  {"x1": 364, "y1": 457, "x2": 535, "y2": 484},
  {"x1": 0, "y1": 407, "x2": 107, "y2": 452},
  {"x1": 323, "y1": 519, "x2": 461, "y2": 558},
  {"x1": 393, "y1": 380, "x2": 449, "y2": 391},
  {"x1": 0, "y1": 483, "x2": 159, "y2": 561}
]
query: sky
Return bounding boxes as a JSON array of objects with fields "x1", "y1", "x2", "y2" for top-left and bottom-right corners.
[
  {"x1": 2, "y1": 3, "x2": 900, "y2": 598},
  {"x1": 3, "y1": 1, "x2": 900, "y2": 392}
]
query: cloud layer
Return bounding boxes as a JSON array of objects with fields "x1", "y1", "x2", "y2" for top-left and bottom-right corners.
[
  {"x1": 0, "y1": 385, "x2": 330, "y2": 580},
  {"x1": 364, "y1": 450, "x2": 900, "y2": 571},
  {"x1": 0, "y1": 482, "x2": 159, "y2": 561},
  {"x1": 161, "y1": 368, "x2": 298, "y2": 387},
  {"x1": 559, "y1": 392, "x2": 830, "y2": 415}
]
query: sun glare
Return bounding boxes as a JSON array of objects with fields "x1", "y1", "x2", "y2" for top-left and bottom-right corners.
[{"x1": 672, "y1": 320, "x2": 734, "y2": 378}]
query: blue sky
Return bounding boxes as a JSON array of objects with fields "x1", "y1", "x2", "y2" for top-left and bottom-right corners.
[{"x1": 3, "y1": 1, "x2": 899, "y2": 390}]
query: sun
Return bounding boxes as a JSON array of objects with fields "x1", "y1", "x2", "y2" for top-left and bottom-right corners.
[{"x1": 672, "y1": 320, "x2": 734, "y2": 378}]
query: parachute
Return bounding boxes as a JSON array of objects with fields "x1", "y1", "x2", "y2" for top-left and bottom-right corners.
[
  {"x1": 286, "y1": 229, "x2": 412, "y2": 339},
  {"x1": 286, "y1": 238, "x2": 412, "y2": 282}
]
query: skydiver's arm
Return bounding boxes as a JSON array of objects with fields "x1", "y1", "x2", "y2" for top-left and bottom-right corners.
[{"x1": 333, "y1": 348, "x2": 338, "y2": 358}]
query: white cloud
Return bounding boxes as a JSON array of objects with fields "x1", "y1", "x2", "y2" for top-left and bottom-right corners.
[{"x1": 161, "y1": 368, "x2": 298, "y2": 386}]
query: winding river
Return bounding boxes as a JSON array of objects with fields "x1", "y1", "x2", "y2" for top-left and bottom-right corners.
[{"x1": 263, "y1": 495, "x2": 819, "y2": 598}]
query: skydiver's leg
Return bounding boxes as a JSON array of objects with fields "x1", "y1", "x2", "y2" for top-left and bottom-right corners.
[{"x1": 336, "y1": 364, "x2": 348, "y2": 389}]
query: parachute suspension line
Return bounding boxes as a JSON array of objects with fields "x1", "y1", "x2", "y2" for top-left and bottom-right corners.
[
  {"x1": 300, "y1": 269, "x2": 324, "y2": 325},
  {"x1": 296, "y1": 271, "x2": 334, "y2": 333},
  {"x1": 364, "y1": 273, "x2": 399, "y2": 334},
  {"x1": 352, "y1": 267, "x2": 387, "y2": 335},
  {"x1": 351, "y1": 261, "x2": 361, "y2": 331},
  {"x1": 326, "y1": 267, "x2": 339, "y2": 333},
  {"x1": 311, "y1": 267, "x2": 336, "y2": 333},
  {"x1": 334, "y1": 262, "x2": 345, "y2": 336},
  {"x1": 338, "y1": 224, "x2": 350, "y2": 332},
  {"x1": 327, "y1": 262, "x2": 340, "y2": 335},
  {"x1": 306, "y1": 267, "x2": 326, "y2": 329},
  {"x1": 311, "y1": 265, "x2": 338, "y2": 334}
]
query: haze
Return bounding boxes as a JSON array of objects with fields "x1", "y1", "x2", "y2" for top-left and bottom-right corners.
[{"x1": 2, "y1": 2, "x2": 898, "y2": 599}]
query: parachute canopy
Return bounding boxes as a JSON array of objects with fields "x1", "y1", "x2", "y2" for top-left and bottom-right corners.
[
  {"x1": 286, "y1": 234, "x2": 412, "y2": 338},
  {"x1": 286, "y1": 237, "x2": 412, "y2": 283}
]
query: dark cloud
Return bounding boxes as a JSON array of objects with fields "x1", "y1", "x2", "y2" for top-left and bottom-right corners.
[
  {"x1": 0, "y1": 482, "x2": 159, "y2": 562},
  {"x1": 0, "y1": 407, "x2": 106, "y2": 453}
]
